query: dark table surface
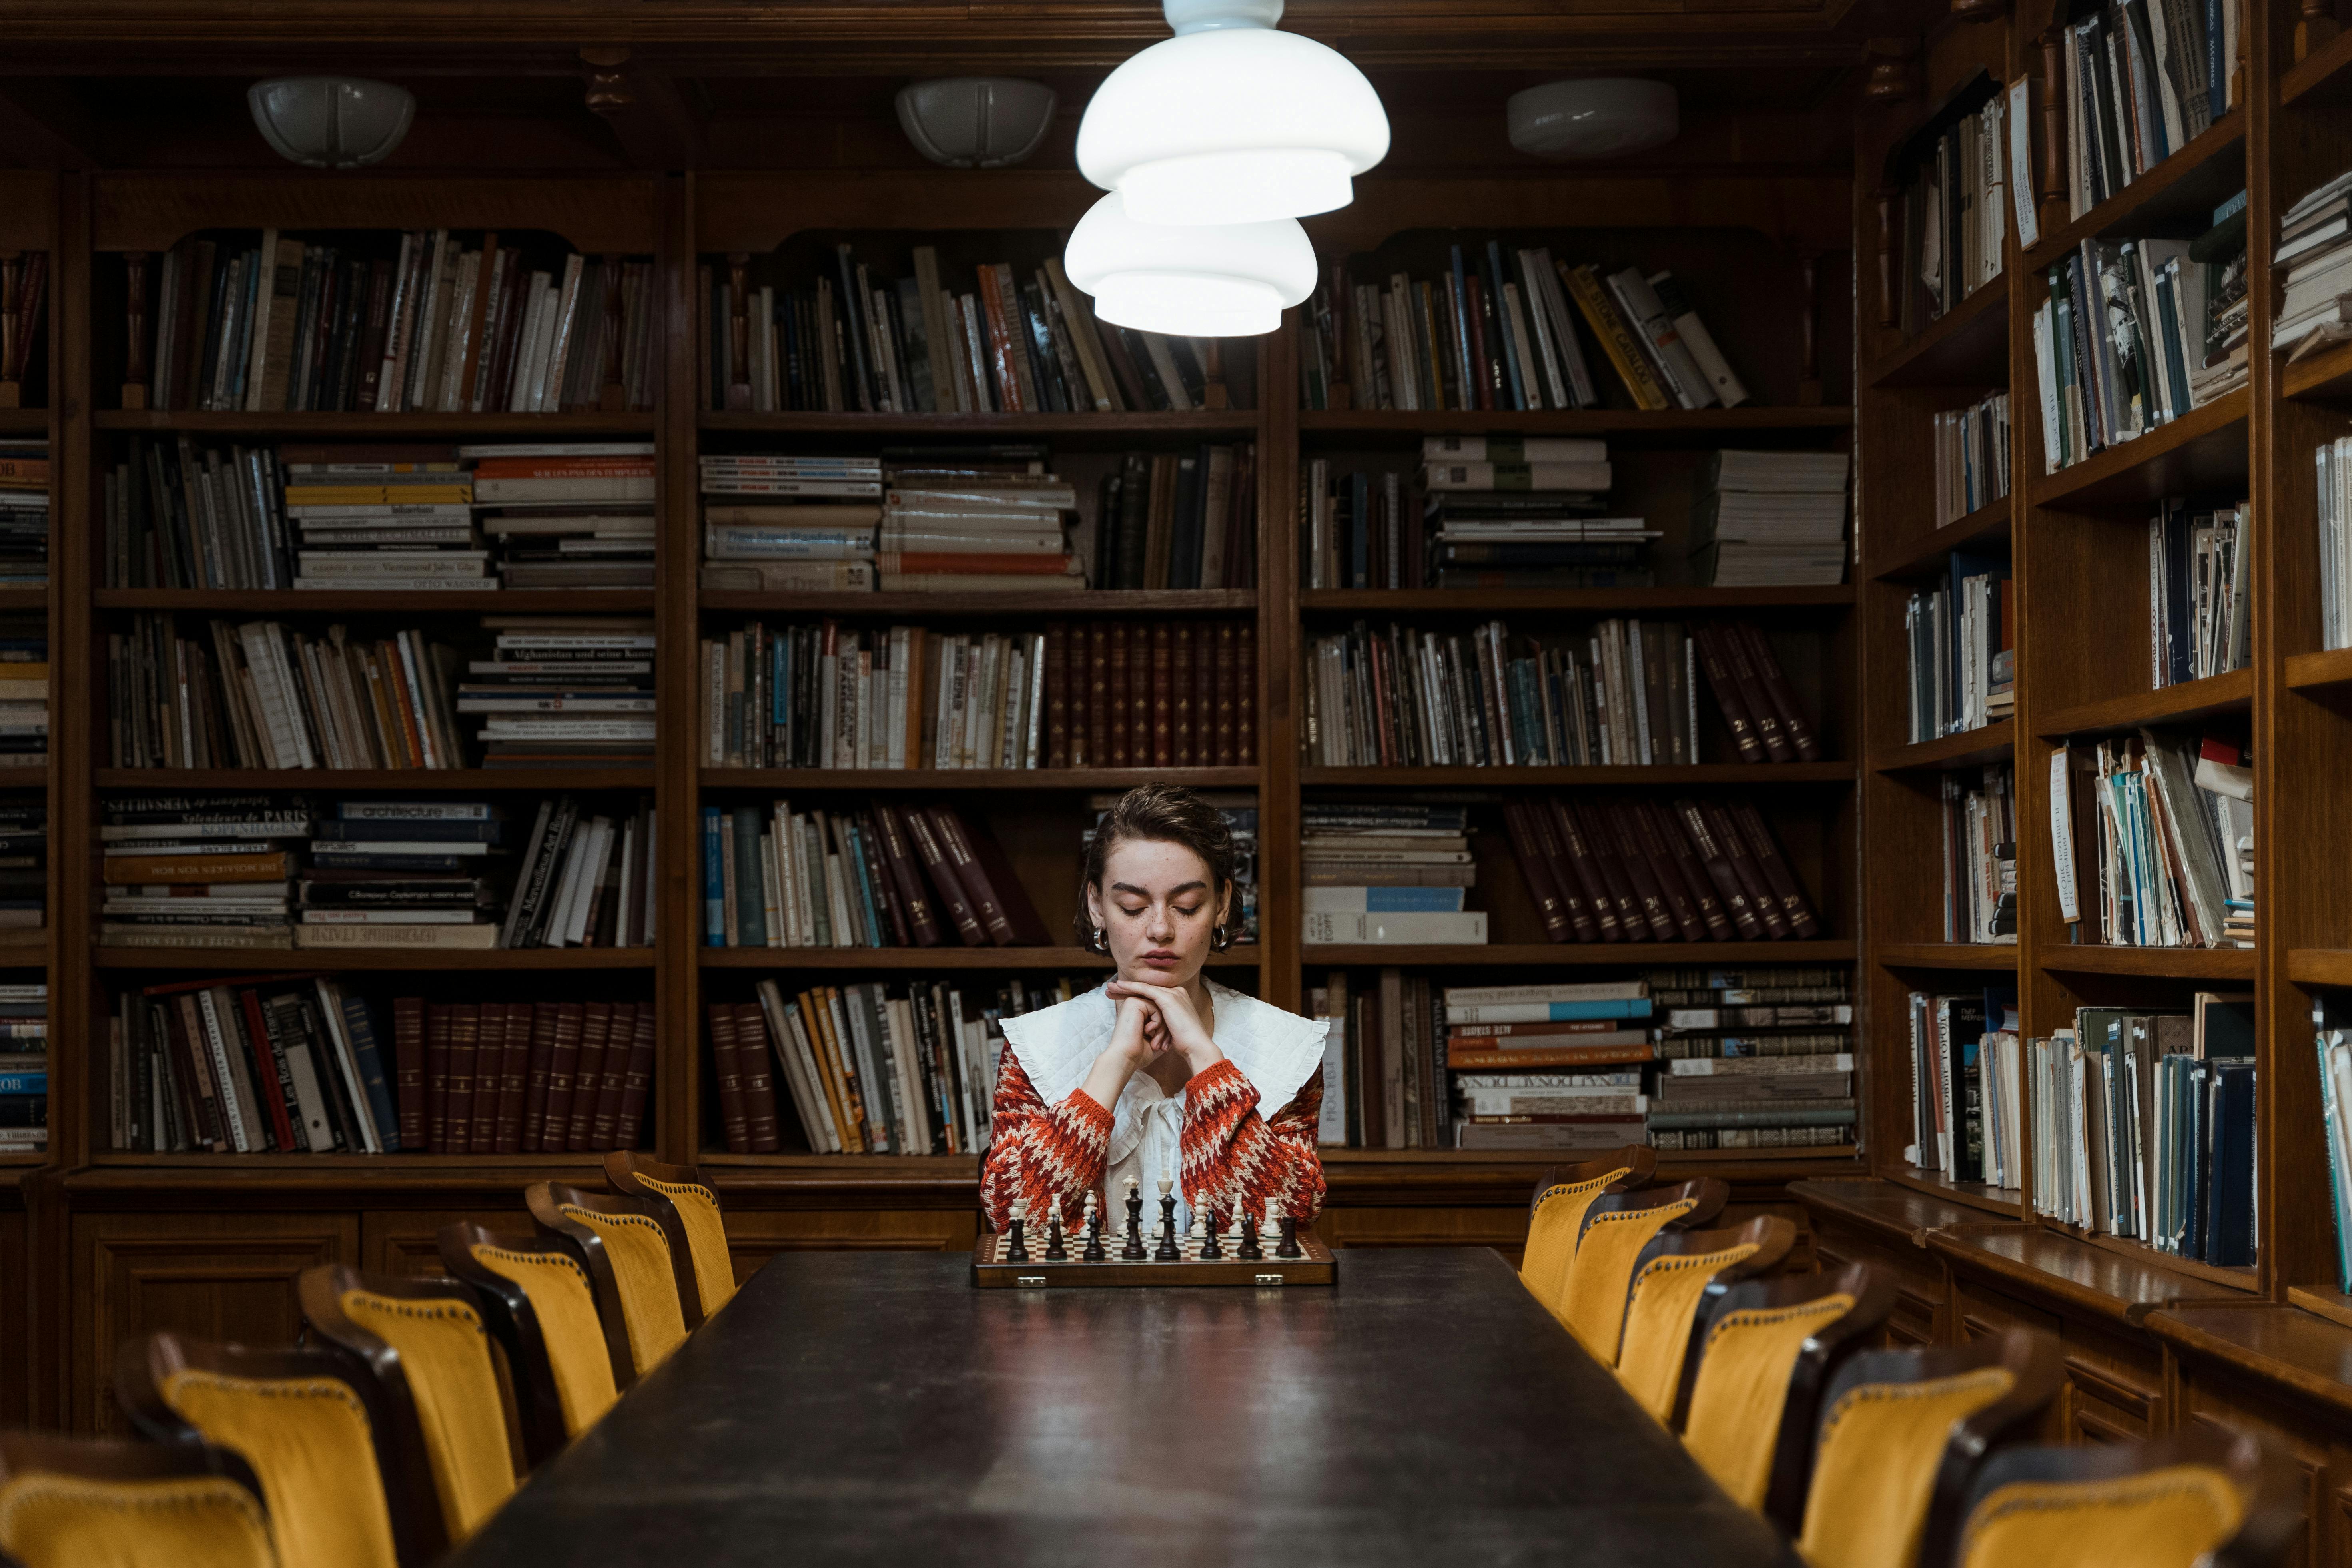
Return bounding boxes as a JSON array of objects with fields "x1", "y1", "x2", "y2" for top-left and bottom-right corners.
[{"x1": 447, "y1": 1247, "x2": 1803, "y2": 1566}]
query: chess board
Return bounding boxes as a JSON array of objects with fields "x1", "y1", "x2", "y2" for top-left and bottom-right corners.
[{"x1": 971, "y1": 1228, "x2": 1337, "y2": 1288}]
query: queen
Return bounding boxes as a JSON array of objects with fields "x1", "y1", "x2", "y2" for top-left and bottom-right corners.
[{"x1": 979, "y1": 783, "x2": 1329, "y2": 1239}]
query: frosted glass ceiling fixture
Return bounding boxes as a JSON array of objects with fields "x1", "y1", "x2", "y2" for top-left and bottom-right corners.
[
  {"x1": 1076, "y1": 0, "x2": 1389, "y2": 225},
  {"x1": 1064, "y1": 192, "x2": 1315, "y2": 337}
]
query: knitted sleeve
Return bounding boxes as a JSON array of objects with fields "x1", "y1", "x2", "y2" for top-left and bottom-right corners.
[
  {"x1": 1179, "y1": 1060, "x2": 1327, "y2": 1223},
  {"x1": 978, "y1": 1049, "x2": 1112, "y2": 1233}
]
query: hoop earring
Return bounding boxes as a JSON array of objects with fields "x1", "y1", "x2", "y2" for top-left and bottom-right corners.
[
  {"x1": 1209, "y1": 925, "x2": 1234, "y2": 953},
  {"x1": 1087, "y1": 926, "x2": 1110, "y2": 955}
]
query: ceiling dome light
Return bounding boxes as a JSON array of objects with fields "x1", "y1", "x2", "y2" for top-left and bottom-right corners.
[
  {"x1": 1506, "y1": 79, "x2": 1679, "y2": 160},
  {"x1": 1063, "y1": 192, "x2": 1316, "y2": 337},
  {"x1": 248, "y1": 76, "x2": 415, "y2": 169},
  {"x1": 1076, "y1": 0, "x2": 1388, "y2": 226},
  {"x1": 895, "y1": 78, "x2": 1059, "y2": 168}
]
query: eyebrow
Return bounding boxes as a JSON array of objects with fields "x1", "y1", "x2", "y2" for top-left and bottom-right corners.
[{"x1": 1110, "y1": 881, "x2": 1209, "y2": 897}]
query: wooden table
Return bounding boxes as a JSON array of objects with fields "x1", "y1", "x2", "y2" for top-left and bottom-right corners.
[{"x1": 449, "y1": 1248, "x2": 1801, "y2": 1566}]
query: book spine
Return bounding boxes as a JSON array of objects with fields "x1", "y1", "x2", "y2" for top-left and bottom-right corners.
[{"x1": 708, "y1": 1003, "x2": 752, "y2": 1153}]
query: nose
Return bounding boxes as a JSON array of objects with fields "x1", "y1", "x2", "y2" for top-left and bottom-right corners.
[{"x1": 1146, "y1": 903, "x2": 1176, "y2": 941}]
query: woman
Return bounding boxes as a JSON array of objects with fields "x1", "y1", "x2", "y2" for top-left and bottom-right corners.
[{"x1": 980, "y1": 783, "x2": 1329, "y2": 1237}]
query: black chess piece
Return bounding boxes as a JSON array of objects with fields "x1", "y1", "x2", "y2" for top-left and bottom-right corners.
[
  {"x1": 1155, "y1": 1188, "x2": 1181, "y2": 1261},
  {"x1": 1275, "y1": 1215, "x2": 1303, "y2": 1259},
  {"x1": 1198, "y1": 1204, "x2": 1223, "y2": 1260},
  {"x1": 1081, "y1": 1198, "x2": 1107, "y2": 1262},
  {"x1": 1005, "y1": 1203, "x2": 1030, "y2": 1263},
  {"x1": 1236, "y1": 1203, "x2": 1265, "y2": 1262},
  {"x1": 1043, "y1": 1205, "x2": 1069, "y2": 1261},
  {"x1": 1120, "y1": 1180, "x2": 1148, "y2": 1261}
]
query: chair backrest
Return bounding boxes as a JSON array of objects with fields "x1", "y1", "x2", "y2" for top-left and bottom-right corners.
[
  {"x1": 297, "y1": 1264, "x2": 519, "y2": 1548},
  {"x1": 1612, "y1": 1215, "x2": 1795, "y2": 1421},
  {"x1": 527, "y1": 1181, "x2": 695, "y2": 1377},
  {"x1": 1676, "y1": 1262, "x2": 1896, "y2": 1518},
  {"x1": 0, "y1": 1432, "x2": 275, "y2": 1568},
  {"x1": 1552, "y1": 1178, "x2": 1729, "y2": 1359},
  {"x1": 114, "y1": 1329, "x2": 431, "y2": 1568},
  {"x1": 604, "y1": 1150, "x2": 737, "y2": 1319},
  {"x1": 1516, "y1": 1148, "x2": 1656, "y2": 1310},
  {"x1": 438, "y1": 1221, "x2": 626, "y2": 1459},
  {"x1": 1796, "y1": 1327, "x2": 2063, "y2": 1568},
  {"x1": 1944, "y1": 1425, "x2": 2302, "y2": 1568}
]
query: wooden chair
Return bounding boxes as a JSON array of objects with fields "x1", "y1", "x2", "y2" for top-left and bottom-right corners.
[
  {"x1": 526, "y1": 1181, "x2": 697, "y2": 1378},
  {"x1": 1611, "y1": 1214, "x2": 1796, "y2": 1422},
  {"x1": 1549, "y1": 1177, "x2": 1729, "y2": 1360},
  {"x1": 604, "y1": 1149, "x2": 738, "y2": 1318},
  {"x1": 1793, "y1": 1327, "x2": 2064, "y2": 1568},
  {"x1": 0, "y1": 1432, "x2": 274, "y2": 1568},
  {"x1": 296, "y1": 1265, "x2": 519, "y2": 1549},
  {"x1": 1672, "y1": 1262, "x2": 1897, "y2": 1516},
  {"x1": 1938, "y1": 1424, "x2": 2303, "y2": 1568},
  {"x1": 1515, "y1": 1147, "x2": 1658, "y2": 1311},
  {"x1": 114, "y1": 1329, "x2": 438, "y2": 1568},
  {"x1": 438, "y1": 1222, "x2": 628, "y2": 1462}
]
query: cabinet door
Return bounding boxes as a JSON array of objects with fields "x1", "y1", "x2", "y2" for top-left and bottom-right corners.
[
  {"x1": 74, "y1": 1211, "x2": 359, "y2": 1434},
  {"x1": 362, "y1": 1209, "x2": 533, "y2": 1280}
]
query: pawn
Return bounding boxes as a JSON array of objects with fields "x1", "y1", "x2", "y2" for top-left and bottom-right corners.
[
  {"x1": 1043, "y1": 1202, "x2": 1069, "y2": 1261},
  {"x1": 1005, "y1": 1199, "x2": 1031, "y2": 1263},
  {"x1": 1275, "y1": 1214, "x2": 1303, "y2": 1260},
  {"x1": 1188, "y1": 1206, "x2": 1210, "y2": 1255},
  {"x1": 1235, "y1": 1193, "x2": 1264, "y2": 1261},
  {"x1": 1081, "y1": 1191, "x2": 1108, "y2": 1262}
]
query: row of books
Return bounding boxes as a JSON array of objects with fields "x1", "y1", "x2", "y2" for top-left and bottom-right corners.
[
  {"x1": 1891, "y1": 78, "x2": 2008, "y2": 335},
  {"x1": 2056, "y1": 0, "x2": 2233, "y2": 224},
  {"x1": 98, "y1": 793, "x2": 655, "y2": 951},
  {"x1": 1904, "y1": 551, "x2": 2012, "y2": 742},
  {"x1": 2151, "y1": 499, "x2": 2249, "y2": 688},
  {"x1": 2031, "y1": 995, "x2": 2255, "y2": 1268},
  {"x1": 1300, "y1": 244, "x2": 1748, "y2": 413},
  {"x1": 1090, "y1": 446, "x2": 1257, "y2": 592},
  {"x1": 1904, "y1": 985, "x2": 2023, "y2": 1187},
  {"x1": 1303, "y1": 616, "x2": 1821, "y2": 770},
  {"x1": 107, "y1": 616, "x2": 656, "y2": 771},
  {"x1": 1301, "y1": 803, "x2": 1481, "y2": 946},
  {"x1": 139, "y1": 232, "x2": 658, "y2": 414},
  {"x1": 704, "y1": 246, "x2": 1231, "y2": 416},
  {"x1": 1942, "y1": 765, "x2": 2019, "y2": 945},
  {"x1": 699, "y1": 618, "x2": 1256, "y2": 771},
  {"x1": 0, "y1": 626, "x2": 41, "y2": 772},
  {"x1": 701, "y1": 800, "x2": 1046, "y2": 950},
  {"x1": 2051, "y1": 731, "x2": 2250, "y2": 948},
  {"x1": 0, "y1": 439, "x2": 46, "y2": 587},
  {"x1": 0, "y1": 804, "x2": 42, "y2": 942},
  {"x1": 1933, "y1": 393, "x2": 2009, "y2": 527},
  {"x1": 103, "y1": 438, "x2": 656, "y2": 591},
  {"x1": 2273, "y1": 170, "x2": 2352, "y2": 357},
  {"x1": 1690, "y1": 449, "x2": 1849, "y2": 588},
  {"x1": 396, "y1": 998, "x2": 654, "y2": 1155},
  {"x1": 1498, "y1": 793, "x2": 1824, "y2": 944},
  {"x1": 0, "y1": 984, "x2": 44, "y2": 1153}
]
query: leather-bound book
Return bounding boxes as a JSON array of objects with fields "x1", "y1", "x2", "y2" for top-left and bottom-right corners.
[
  {"x1": 1045, "y1": 622, "x2": 1071, "y2": 769},
  {"x1": 519, "y1": 1002, "x2": 559, "y2": 1153},
  {"x1": 1212, "y1": 622, "x2": 1236, "y2": 764},
  {"x1": 425, "y1": 1002, "x2": 453, "y2": 1153},
  {"x1": 1596, "y1": 801, "x2": 1681, "y2": 940},
  {"x1": 1726, "y1": 800, "x2": 1822, "y2": 937},
  {"x1": 1109, "y1": 621, "x2": 1132, "y2": 767},
  {"x1": 707, "y1": 1003, "x2": 752, "y2": 1155},
  {"x1": 567, "y1": 1002, "x2": 612, "y2": 1151},
  {"x1": 1622, "y1": 801, "x2": 1707, "y2": 940},
  {"x1": 492, "y1": 1003, "x2": 532, "y2": 1155},
  {"x1": 854, "y1": 811, "x2": 912, "y2": 946},
  {"x1": 901, "y1": 806, "x2": 987, "y2": 945},
  {"x1": 1500, "y1": 798, "x2": 1574, "y2": 942},
  {"x1": 1542, "y1": 798, "x2": 1622, "y2": 941},
  {"x1": 1698, "y1": 800, "x2": 1789, "y2": 938},
  {"x1": 465, "y1": 1003, "x2": 499, "y2": 1154},
  {"x1": 1173, "y1": 623, "x2": 1197, "y2": 765},
  {"x1": 1734, "y1": 622, "x2": 1824, "y2": 762},
  {"x1": 444, "y1": 1003, "x2": 479, "y2": 1156},
  {"x1": 1692, "y1": 623, "x2": 1766, "y2": 763},
  {"x1": 734, "y1": 1002, "x2": 785, "y2": 1153},
  {"x1": 1236, "y1": 625, "x2": 1256, "y2": 764},
  {"x1": 871, "y1": 803, "x2": 945, "y2": 946},
  {"x1": 1193, "y1": 618, "x2": 1217, "y2": 764},
  {"x1": 613, "y1": 1002, "x2": 657, "y2": 1150},
  {"x1": 1524, "y1": 794, "x2": 1600, "y2": 941},
  {"x1": 1152, "y1": 622, "x2": 1175, "y2": 767},
  {"x1": 1646, "y1": 800, "x2": 1736, "y2": 940},
  {"x1": 926, "y1": 806, "x2": 1049, "y2": 946},
  {"x1": 392, "y1": 995, "x2": 428, "y2": 1151},
  {"x1": 1672, "y1": 798, "x2": 1764, "y2": 938},
  {"x1": 1716, "y1": 620, "x2": 1794, "y2": 761},
  {"x1": 1087, "y1": 621, "x2": 1110, "y2": 768},
  {"x1": 539, "y1": 1001, "x2": 585, "y2": 1150},
  {"x1": 588, "y1": 1002, "x2": 632, "y2": 1149}
]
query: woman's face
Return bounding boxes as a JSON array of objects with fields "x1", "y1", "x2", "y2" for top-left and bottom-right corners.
[{"x1": 1087, "y1": 837, "x2": 1229, "y2": 984}]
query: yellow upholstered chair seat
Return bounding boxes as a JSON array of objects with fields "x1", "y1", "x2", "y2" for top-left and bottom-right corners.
[
  {"x1": 338, "y1": 1289, "x2": 517, "y2": 1543},
  {"x1": 1614, "y1": 1241, "x2": 1762, "y2": 1422},
  {"x1": 636, "y1": 1174, "x2": 738, "y2": 1317},
  {"x1": 1956, "y1": 1464, "x2": 2245, "y2": 1568},
  {"x1": 468, "y1": 1243, "x2": 620, "y2": 1435},
  {"x1": 0, "y1": 1472, "x2": 277, "y2": 1568},
  {"x1": 159, "y1": 1368, "x2": 399, "y2": 1568},
  {"x1": 1682, "y1": 1292, "x2": 1856, "y2": 1511},
  {"x1": 1798, "y1": 1366, "x2": 2019, "y2": 1568},
  {"x1": 1556, "y1": 1198, "x2": 1698, "y2": 1362},
  {"x1": 561, "y1": 1203, "x2": 688, "y2": 1374},
  {"x1": 1517, "y1": 1169, "x2": 1629, "y2": 1311}
]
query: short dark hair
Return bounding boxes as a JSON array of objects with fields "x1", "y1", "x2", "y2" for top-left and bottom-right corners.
[{"x1": 1077, "y1": 784, "x2": 1241, "y2": 946}]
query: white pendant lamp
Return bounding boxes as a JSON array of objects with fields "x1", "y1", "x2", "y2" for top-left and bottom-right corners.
[
  {"x1": 1076, "y1": 0, "x2": 1388, "y2": 226},
  {"x1": 1064, "y1": 192, "x2": 1315, "y2": 337}
]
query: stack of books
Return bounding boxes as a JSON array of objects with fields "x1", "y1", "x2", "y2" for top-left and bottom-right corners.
[
  {"x1": 388, "y1": 998, "x2": 654, "y2": 1155},
  {"x1": 2275, "y1": 171, "x2": 2352, "y2": 358},
  {"x1": 1941, "y1": 764, "x2": 2018, "y2": 944},
  {"x1": 702, "y1": 799, "x2": 1045, "y2": 949},
  {"x1": 106, "y1": 616, "x2": 464, "y2": 770},
  {"x1": 1091, "y1": 445, "x2": 1257, "y2": 590},
  {"x1": 0, "y1": 981, "x2": 41, "y2": 1153},
  {"x1": 2149, "y1": 497, "x2": 2249, "y2": 687},
  {"x1": 700, "y1": 616, "x2": 1255, "y2": 770},
  {"x1": 2056, "y1": 0, "x2": 2227, "y2": 224},
  {"x1": 99, "y1": 794, "x2": 313, "y2": 949},
  {"x1": 1889, "y1": 80, "x2": 2007, "y2": 336},
  {"x1": 297, "y1": 801, "x2": 506, "y2": 951},
  {"x1": 141, "y1": 232, "x2": 657, "y2": 413},
  {"x1": 106, "y1": 975, "x2": 402, "y2": 1155},
  {"x1": 1933, "y1": 392, "x2": 2009, "y2": 526},
  {"x1": 1085, "y1": 791, "x2": 1258, "y2": 944},
  {"x1": 1689, "y1": 449, "x2": 1849, "y2": 587},
  {"x1": 1905, "y1": 550, "x2": 2013, "y2": 742},
  {"x1": 700, "y1": 451, "x2": 883, "y2": 594},
  {"x1": 281, "y1": 444, "x2": 486, "y2": 592},
  {"x1": 497, "y1": 794, "x2": 657, "y2": 949},
  {"x1": 1499, "y1": 794, "x2": 1823, "y2": 944},
  {"x1": 461, "y1": 616, "x2": 657, "y2": 768},
  {"x1": 1905, "y1": 985, "x2": 2022, "y2": 1187},
  {"x1": 1653, "y1": 967, "x2": 1855, "y2": 1151},
  {"x1": 472, "y1": 442, "x2": 655, "y2": 589},
  {"x1": 2033, "y1": 995, "x2": 2253, "y2": 1265},
  {"x1": 1300, "y1": 803, "x2": 1484, "y2": 944},
  {"x1": 2051, "y1": 730, "x2": 2247, "y2": 948},
  {"x1": 1444, "y1": 979, "x2": 1652, "y2": 1150},
  {"x1": 0, "y1": 438, "x2": 46, "y2": 586},
  {"x1": 0, "y1": 628, "x2": 42, "y2": 772},
  {"x1": 882, "y1": 461, "x2": 1079, "y2": 594},
  {"x1": 1300, "y1": 242, "x2": 1747, "y2": 413},
  {"x1": 0, "y1": 802, "x2": 42, "y2": 943}
]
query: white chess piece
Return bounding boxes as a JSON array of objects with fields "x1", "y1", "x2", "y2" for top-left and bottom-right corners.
[
  {"x1": 1189, "y1": 1205, "x2": 1209, "y2": 1245},
  {"x1": 1261, "y1": 1199, "x2": 1281, "y2": 1241},
  {"x1": 1230, "y1": 1188, "x2": 1250, "y2": 1243}
]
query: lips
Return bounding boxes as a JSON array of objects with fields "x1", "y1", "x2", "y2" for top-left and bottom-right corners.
[{"x1": 1141, "y1": 951, "x2": 1179, "y2": 966}]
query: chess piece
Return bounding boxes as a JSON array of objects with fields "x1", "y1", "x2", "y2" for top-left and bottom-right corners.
[
  {"x1": 1235, "y1": 1189, "x2": 1264, "y2": 1261},
  {"x1": 1197, "y1": 1198, "x2": 1223, "y2": 1259},
  {"x1": 1155, "y1": 1177, "x2": 1181, "y2": 1261},
  {"x1": 1043, "y1": 1201, "x2": 1069, "y2": 1261},
  {"x1": 1005, "y1": 1199, "x2": 1030, "y2": 1263},
  {"x1": 1120, "y1": 1176, "x2": 1148, "y2": 1261},
  {"x1": 1261, "y1": 1201, "x2": 1281, "y2": 1244},
  {"x1": 1081, "y1": 1191, "x2": 1107, "y2": 1262},
  {"x1": 1275, "y1": 1214, "x2": 1303, "y2": 1259}
]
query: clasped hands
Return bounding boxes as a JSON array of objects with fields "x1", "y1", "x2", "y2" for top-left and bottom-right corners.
[{"x1": 1099, "y1": 979, "x2": 1221, "y2": 1080}]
